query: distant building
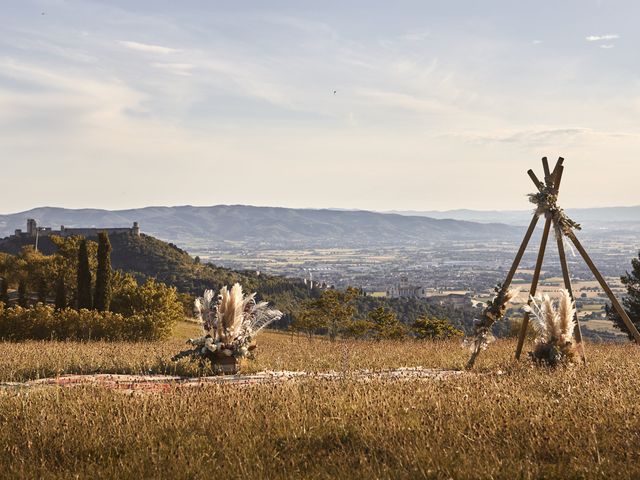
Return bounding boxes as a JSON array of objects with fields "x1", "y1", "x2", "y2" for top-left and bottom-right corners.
[
  {"x1": 10, "y1": 219, "x2": 140, "y2": 240},
  {"x1": 387, "y1": 277, "x2": 427, "y2": 299},
  {"x1": 426, "y1": 293, "x2": 473, "y2": 309}
]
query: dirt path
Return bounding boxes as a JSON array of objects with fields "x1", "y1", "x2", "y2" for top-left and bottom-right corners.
[{"x1": 0, "y1": 367, "x2": 466, "y2": 394}]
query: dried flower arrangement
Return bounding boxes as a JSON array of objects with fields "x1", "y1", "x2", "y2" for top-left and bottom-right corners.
[
  {"x1": 524, "y1": 289, "x2": 577, "y2": 366},
  {"x1": 465, "y1": 284, "x2": 519, "y2": 369},
  {"x1": 528, "y1": 185, "x2": 581, "y2": 236},
  {"x1": 172, "y1": 283, "x2": 283, "y2": 373}
]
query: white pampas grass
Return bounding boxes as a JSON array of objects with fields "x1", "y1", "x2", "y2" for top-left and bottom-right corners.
[
  {"x1": 524, "y1": 289, "x2": 577, "y2": 366},
  {"x1": 190, "y1": 283, "x2": 283, "y2": 358}
]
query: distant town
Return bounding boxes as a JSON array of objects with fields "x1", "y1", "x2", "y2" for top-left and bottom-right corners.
[{"x1": 2, "y1": 216, "x2": 635, "y2": 338}]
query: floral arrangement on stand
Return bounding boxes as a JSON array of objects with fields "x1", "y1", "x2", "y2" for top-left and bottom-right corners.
[
  {"x1": 172, "y1": 283, "x2": 283, "y2": 374},
  {"x1": 524, "y1": 289, "x2": 577, "y2": 366},
  {"x1": 465, "y1": 283, "x2": 519, "y2": 369}
]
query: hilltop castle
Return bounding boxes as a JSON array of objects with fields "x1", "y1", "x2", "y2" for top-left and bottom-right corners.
[{"x1": 9, "y1": 219, "x2": 140, "y2": 240}]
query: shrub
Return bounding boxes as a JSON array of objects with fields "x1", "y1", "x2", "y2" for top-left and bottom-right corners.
[
  {"x1": 111, "y1": 277, "x2": 183, "y2": 325},
  {"x1": 0, "y1": 305, "x2": 173, "y2": 341},
  {"x1": 411, "y1": 317, "x2": 464, "y2": 340},
  {"x1": 368, "y1": 306, "x2": 408, "y2": 340},
  {"x1": 342, "y1": 319, "x2": 376, "y2": 339}
]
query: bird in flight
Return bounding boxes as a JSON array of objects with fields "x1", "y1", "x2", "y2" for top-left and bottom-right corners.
[{"x1": 333, "y1": 90, "x2": 337, "y2": 95}]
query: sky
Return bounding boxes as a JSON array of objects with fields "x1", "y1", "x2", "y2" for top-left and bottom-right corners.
[{"x1": 1, "y1": 0, "x2": 640, "y2": 214}]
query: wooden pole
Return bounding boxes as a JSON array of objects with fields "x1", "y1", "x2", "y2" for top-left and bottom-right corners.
[
  {"x1": 542, "y1": 163, "x2": 586, "y2": 362},
  {"x1": 551, "y1": 157, "x2": 564, "y2": 178},
  {"x1": 515, "y1": 214, "x2": 553, "y2": 359},
  {"x1": 555, "y1": 223, "x2": 587, "y2": 364},
  {"x1": 566, "y1": 231, "x2": 640, "y2": 344},
  {"x1": 528, "y1": 170, "x2": 544, "y2": 190},
  {"x1": 502, "y1": 214, "x2": 540, "y2": 290},
  {"x1": 542, "y1": 157, "x2": 552, "y2": 184}
]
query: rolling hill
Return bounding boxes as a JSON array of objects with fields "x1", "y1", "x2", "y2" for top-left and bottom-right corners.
[
  {"x1": 388, "y1": 205, "x2": 640, "y2": 229},
  {"x1": 0, "y1": 205, "x2": 520, "y2": 249}
]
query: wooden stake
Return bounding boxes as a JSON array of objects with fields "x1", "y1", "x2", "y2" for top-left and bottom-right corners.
[
  {"x1": 528, "y1": 170, "x2": 544, "y2": 191},
  {"x1": 544, "y1": 163, "x2": 586, "y2": 362},
  {"x1": 551, "y1": 157, "x2": 564, "y2": 178},
  {"x1": 567, "y1": 231, "x2": 640, "y2": 344},
  {"x1": 542, "y1": 157, "x2": 552, "y2": 184},
  {"x1": 502, "y1": 214, "x2": 540, "y2": 290},
  {"x1": 515, "y1": 214, "x2": 553, "y2": 359}
]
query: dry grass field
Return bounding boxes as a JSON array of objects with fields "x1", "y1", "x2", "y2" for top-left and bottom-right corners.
[{"x1": 1, "y1": 325, "x2": 640, "y2": 479}]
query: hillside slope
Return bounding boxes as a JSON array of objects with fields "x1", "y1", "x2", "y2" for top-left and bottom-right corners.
[
  {"x1": 0, "y1": 231, "x2": 472, "y2": 330},
  {"x1": 0, "y1": 232, "x2": 312, "y2": 303}
]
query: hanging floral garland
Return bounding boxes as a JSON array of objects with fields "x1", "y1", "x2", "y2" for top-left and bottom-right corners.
[{"x1": 465, "y1": 284, "x2": 519, "y2": 368}]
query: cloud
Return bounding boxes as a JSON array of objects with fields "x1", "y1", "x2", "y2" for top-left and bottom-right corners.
[
  {"x1": 532, "y1": 40, "x2": 543, "y2": 45},
  {"x1": 585, "y1": 34, "x2": 619, "y2": 42},
  {"x1": 401, "y1": 31, "x2": 430, "y2": 42},
  {"x1": 600, "y1": 44, "x2": 614, "y2": 49},
  {"x1": 355, "y1": 88, "x2": 455, "y2": 114},
  {"x1": 0, "y1": 58, "x2": 146, "y2": 128},
  {"x1": 151, "y1": 63, "x2": 194, "y2": 76},
  {"x1": 261, "y1": 14, "x2": 337, "y2": 39},
  {"x1": 444, "y1": 127, "x2": 639, "y2": 146},
  {"x1": 119, "y1": 41, "x2": 179, "y2": 54}
]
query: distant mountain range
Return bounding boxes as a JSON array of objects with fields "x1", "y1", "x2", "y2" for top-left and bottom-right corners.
[
  {"x1": 0, "y1": 205, "x2": 520, "y2": 249},
  {"x1": 2, "y1": 204, "x2": 637, "y2": 251},
  {"x1": 387, "y1": 206, "x2": 640, "y2": 230}
]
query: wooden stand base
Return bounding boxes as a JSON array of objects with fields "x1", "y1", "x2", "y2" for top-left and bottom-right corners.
[{"x1": 204, "y1": 351, "x2": 240, "y2": 375}]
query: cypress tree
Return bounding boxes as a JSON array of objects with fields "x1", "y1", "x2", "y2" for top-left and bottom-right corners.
[
  {"x1": 607, "y1": 250, "x2": 640, "y2": 340},
  {"x1": 0, "y1": 278, "x2": 8, "y2": 306},
  {"x1": 94, "y1": 232, "x2": 112, "y2": 311},
  {"x1": 54, "y1": 275, "x2": 67, "y2": 310},
  {"x1": 76, "y1": 238, "x2": 92, "y2": 310},
  {"x1": 17, "y1": 280, "x2": 28, "y2": 308},
  {"x1": 37, "y1": 277, "x2": 48, "y2": 304}
]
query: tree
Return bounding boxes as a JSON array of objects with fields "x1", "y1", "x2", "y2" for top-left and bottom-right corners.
[
  {"x1": 606, "y1": 251, "x2": 640, "y2": 340},
  {"x1": 0, "y1": 278, "x2": 8, "y2": 306},
  {"x1": 50, "y1": 235, "x2": 98, "y2": 307},
  {"x1": 411, "y1": 316, "x2": 463, "y2": 340},
  {"x1": 17, "y1": 280, "x2": 28, "y2": 308},
  {"x1": 295, "y1": 287, "x2": 359, "y2": 340},
  {"x1": 94, "y1": 232, "x2": 112, "y2": 311},
  {"x1": 342, "y1": 319, "x2": 375, "y2": 339},
  {"x1": 110, "y1": 275, "x2": 184, "y2": 337},
  {"x1": 37, "y1": 277, "x2": 48, "y2": 304},
  {"x1": 291, "y1": 307, "x2": 328, "y2": 338},
  {"x1": 76, "y1": 239, "x2": 92, "y2": 310},
  {"x1": 54, "y1": 275, "x2": 67, "y2": 310},
  {"x1": 368, "y1": 306, "x2": 407, "y2": 340}
]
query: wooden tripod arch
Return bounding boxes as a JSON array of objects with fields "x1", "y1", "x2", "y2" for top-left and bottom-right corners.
[{"x1": 466, "y1": 157, "x2": 640, "y2": 368}]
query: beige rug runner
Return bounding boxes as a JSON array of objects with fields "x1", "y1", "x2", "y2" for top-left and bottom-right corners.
[{"x1": 0, "y1": 367, "x2": 465, "y2": 394}]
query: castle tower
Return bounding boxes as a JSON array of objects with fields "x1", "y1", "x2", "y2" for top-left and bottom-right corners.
[
  {"x1": 26, "y1": 219, "x2": 37, "y2": 237},
  {"x1": 132, "y1": 222, "x2": 140, "y2": 237}
]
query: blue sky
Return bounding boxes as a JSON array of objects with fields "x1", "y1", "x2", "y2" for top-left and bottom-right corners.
[{"x1": 1, "y1": 0, "x2": 639, "y2": 213}]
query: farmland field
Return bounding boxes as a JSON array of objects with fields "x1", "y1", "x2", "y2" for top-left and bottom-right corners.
[{"x1": 1, "y1": 327, "x2": 640, "y2": 479}]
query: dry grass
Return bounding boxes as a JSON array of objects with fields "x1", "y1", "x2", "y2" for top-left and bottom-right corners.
[
  {"x1": 0, "y1": 327, "x2": 498, "y2": 382},
  {"x1": 1, "y1": 326, "x2": 640, "y2": 479}
]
